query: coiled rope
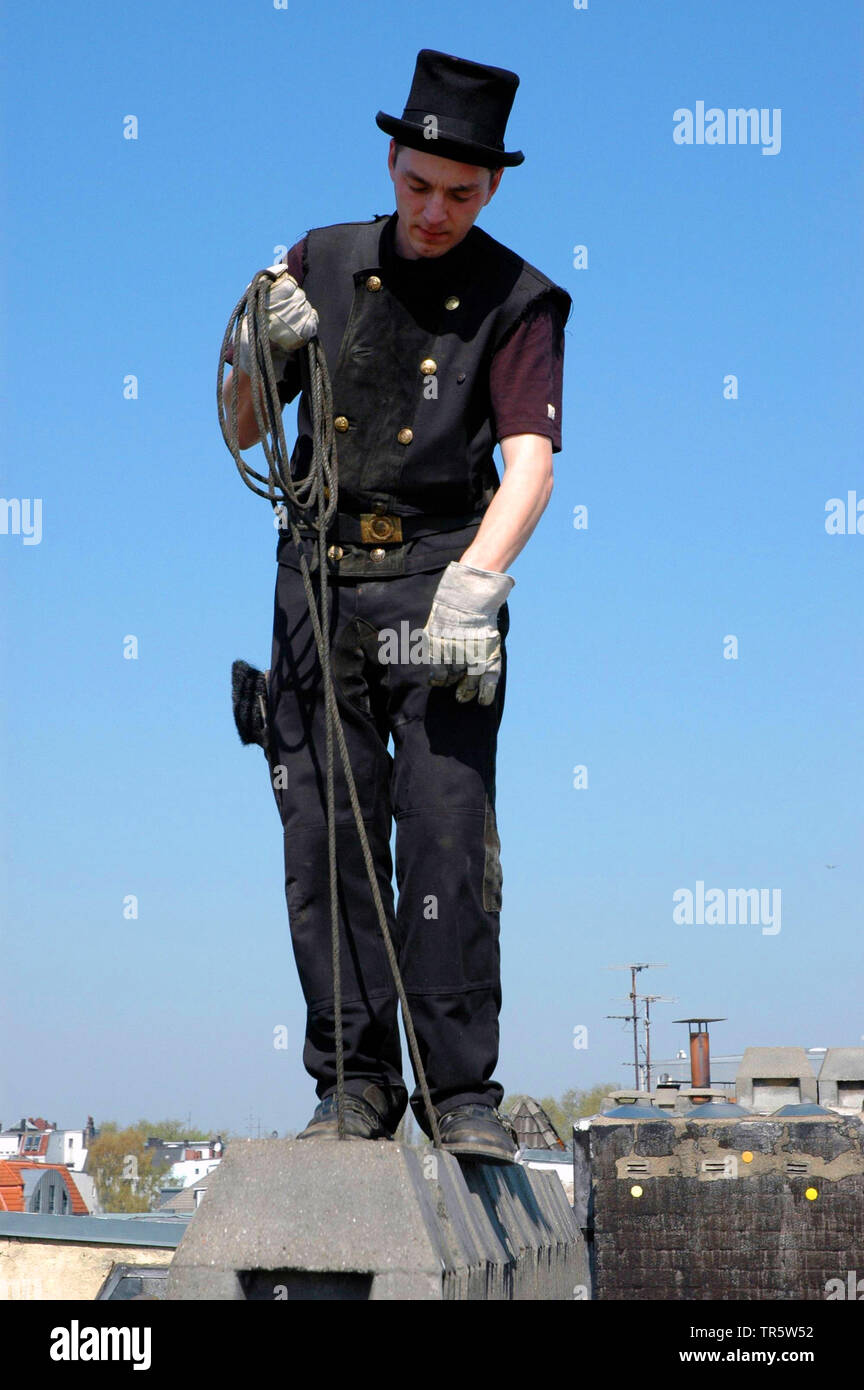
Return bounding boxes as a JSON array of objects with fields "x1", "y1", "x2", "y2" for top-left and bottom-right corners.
[{"x1": 217, "y1": 268, "x2": 442, "y2": 1148}]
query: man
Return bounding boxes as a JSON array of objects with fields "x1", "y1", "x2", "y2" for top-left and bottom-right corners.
[{"x1": 223, "y1": 50, "x2": 571, "y2": 1162}]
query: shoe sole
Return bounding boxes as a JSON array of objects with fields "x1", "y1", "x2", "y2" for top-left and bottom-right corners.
[{"x1": 440, "y1": 1141, "x2": 517, "y2": 1164}]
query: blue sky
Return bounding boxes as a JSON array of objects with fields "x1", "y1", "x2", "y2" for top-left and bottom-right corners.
[{"x1": 1, "y1": 0, "x2": 861, "y2": 1137}]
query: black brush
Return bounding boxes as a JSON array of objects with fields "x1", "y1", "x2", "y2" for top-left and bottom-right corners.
[{"x1": 231, "y1": 659, "x2": 270, "y2": 753}]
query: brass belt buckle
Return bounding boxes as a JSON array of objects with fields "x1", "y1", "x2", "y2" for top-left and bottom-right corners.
[{"x1": 359, "y1": 513, "x2": 403, "y2": 543}]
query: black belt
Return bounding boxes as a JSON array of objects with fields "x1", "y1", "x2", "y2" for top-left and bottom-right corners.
[{"x1": 296, "y1": 510, "x2": 485, "y2": 545}]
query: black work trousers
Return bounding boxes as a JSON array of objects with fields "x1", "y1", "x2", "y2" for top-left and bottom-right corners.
[{"x1": 267, "y1": 555, "x2": 509, "y2": 1135}]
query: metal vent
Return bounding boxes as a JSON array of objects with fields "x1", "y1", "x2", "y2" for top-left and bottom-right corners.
[{"x1": 700, "y1": 1155, "x2": 738, "y2": 1178}]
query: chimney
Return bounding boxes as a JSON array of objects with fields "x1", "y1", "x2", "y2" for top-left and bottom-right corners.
[{"x1": 674, "y1": 1017, "x2": 726, "y2": 1103}]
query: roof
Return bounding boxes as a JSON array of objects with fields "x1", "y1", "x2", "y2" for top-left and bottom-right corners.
[
  {"x1": 681, "y1": 1101, "x2": 750, "y2": 1117},
  {"x1": 507, "y1": 1097, "x2": 566, "y2": 1150},
  {"x1": 0, "y1": 1160, "x2": 25, "y2": 1212},
  {"x1": 0, "y1": 1211, "x2": 190, "y2": 1246},
  {"x1": 20, "y1": 1170, "x2": 44, "y2": 1199},
  {"x1": 17, "y1": 1133, "x2": 50, "y2": 1158},
  {"x1": 5, "y1": 1161, "x2": 89, "y2": 1214},
  {"x1": 737, "y1": 1047, "x2": 816, "y2": 1080},
  {"x1": 157, "y1": 1172, "x2": 213, "y2": 1214},
  {"x1": 773, "y1": 1103, "x2": 834, "y2": 1117},
  {"x1": 818, "y1": 1048, "x2": 864, "y2": 1080},
  {"x1": 601, "y1": 1103, "x2": 668, "y2": 1119}
]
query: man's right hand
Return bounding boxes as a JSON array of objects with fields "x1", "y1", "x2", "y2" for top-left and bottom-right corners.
[
  {"x1": 235, "y1": 266, "x2": 319, "y2": 377},
  {"x1": 262, "y1": 267, "x2": 319, "y2": 353}
]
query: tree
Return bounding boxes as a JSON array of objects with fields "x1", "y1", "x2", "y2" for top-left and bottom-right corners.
[
  {"x1": 570, "y1": 1083, "x2": 618, "y2": 1118},
  {"x1": 88, "y1": 1125, "x2": 171, "y2": 1212},
  {"x1": 502, "y1": 1083, "x2": 618, "y2": 1141},
  {"x1": 133, "y1": 1118, "x2": 233, "y2": 1141}
]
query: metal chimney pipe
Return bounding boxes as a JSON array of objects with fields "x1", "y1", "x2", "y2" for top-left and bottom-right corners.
[
  {"x1": 674, "y1": 1018, "x2": 726, "y2": 1105},
  {"x1": 690, "y1": 1029, "x2": 710, "y2": 1091}
]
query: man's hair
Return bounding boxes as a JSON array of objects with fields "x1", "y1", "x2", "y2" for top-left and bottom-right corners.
[{"x1": 392, "y1": 140, "x2": 499, "y2": 182}]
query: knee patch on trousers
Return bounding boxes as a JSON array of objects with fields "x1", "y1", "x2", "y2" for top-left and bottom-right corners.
[{"x1": 482, "y1": 796, "x2": 503, "y2": 913}]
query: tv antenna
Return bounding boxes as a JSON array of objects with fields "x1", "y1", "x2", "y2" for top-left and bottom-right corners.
[{"x1": 606, "y1": 963, "x2": 668, "y2": 1089}]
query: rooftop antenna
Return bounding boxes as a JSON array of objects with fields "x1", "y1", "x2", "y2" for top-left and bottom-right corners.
[
  {"x1": 606, "y1": 963, "x2": 667, "y2": 1089},
  {"x1": 640, "y1": 994, "x2": 677, "y2": 1092}
]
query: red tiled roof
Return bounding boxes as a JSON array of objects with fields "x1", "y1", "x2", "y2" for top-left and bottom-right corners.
[
  {"x1": 0, "y1": 1161, "x2": 26, "y2": 1212},
  {"x1": 18, "y1": 1133, "x2": 50, "y2": 1157},
  {"x1": 5, "y1": 1161, "x2": 89, "y2": 1215}
]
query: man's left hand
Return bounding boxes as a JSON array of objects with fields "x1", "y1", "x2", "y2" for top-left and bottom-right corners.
[{"x1": 421, "y1": 561, "x2": 514, "y2": 706}]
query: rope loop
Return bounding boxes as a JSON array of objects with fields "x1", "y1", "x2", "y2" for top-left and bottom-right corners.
[{"x1": 218, "y1": 274, "x2": 442, "y2": 1149}]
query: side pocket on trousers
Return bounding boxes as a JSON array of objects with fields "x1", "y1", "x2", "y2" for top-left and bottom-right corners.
[
  {"x1": 266, "y1": 667, "x2": 286, "y2": 821},
  {"x1": 482, "y1": 795, "x2": 503, "y2": 913}
]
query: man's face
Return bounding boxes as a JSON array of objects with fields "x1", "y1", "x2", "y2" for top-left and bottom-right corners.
[{"x1": 387, "y1": 140, "x2": 503, "y2": 259}]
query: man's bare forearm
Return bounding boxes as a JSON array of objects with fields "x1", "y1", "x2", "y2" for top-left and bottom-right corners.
[
  {"x1": 459, "y1": 433, "x2": 554, "y2": 573},
  {"x1": 221, "y1": 368, "x2": 264, "y2": 450}
]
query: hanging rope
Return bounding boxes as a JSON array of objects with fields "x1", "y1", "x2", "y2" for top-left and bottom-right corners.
[{"x1": 217, "y1": 270, "x2": 442, "y2": 1149}]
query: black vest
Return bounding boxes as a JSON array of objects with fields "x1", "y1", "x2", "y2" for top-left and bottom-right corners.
[{"x1": 281, "y1": 211, "x2": 571, "y2": 576}]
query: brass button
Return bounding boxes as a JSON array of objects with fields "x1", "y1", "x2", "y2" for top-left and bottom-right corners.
[
  {"x1": 327, "y1": 544, "x2": 343, "y2": 561},
  {"x1": 334, "y1": 415, "x2": 349, "y2": 432},
  {"x1": 420, "y1": 358, "x2": 437, "y2": 374},
  {"x1": 370, "y1": 548, "x2": 386, "y2": 562},
  {"x1": 397, "y1": 427, "x2": 413, "y2": 445},
  {"x1": 444, "y1": 295, "x2": 460, "y2": 310},
  {"x1": 366, "y1": 275, "x2": 382, "y2": 291}
]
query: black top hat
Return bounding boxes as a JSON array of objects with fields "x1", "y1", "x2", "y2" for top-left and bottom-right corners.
[{"x1": 376, "y1": 49, "x2": 524, "y2": 168}]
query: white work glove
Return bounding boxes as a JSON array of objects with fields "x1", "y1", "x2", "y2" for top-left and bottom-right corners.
[
  {"x1": 234, "y1": 265, "x2": 319, "y2": 377},
  {"x1": 421, "y1": 561, "x2": 514, "y2": 706}
]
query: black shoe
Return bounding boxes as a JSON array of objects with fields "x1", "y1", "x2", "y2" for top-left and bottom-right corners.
[
  {"x1": 297, "y1": 1092, "x2": 394, "y2": 1142},
  {"x1": 436, "y1": 1104, "x2": 519, "y2": 1164}
]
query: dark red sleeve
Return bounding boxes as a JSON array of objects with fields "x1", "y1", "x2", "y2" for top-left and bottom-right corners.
[
  {"x1": 488, "y1": 296, "x2": 566, "y2": 452},
  {"x1": 223, "y1": 237, "x2": 307, "y2": 408}
]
